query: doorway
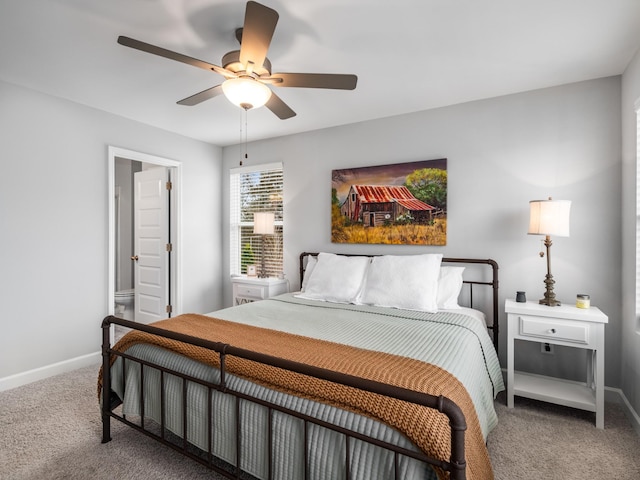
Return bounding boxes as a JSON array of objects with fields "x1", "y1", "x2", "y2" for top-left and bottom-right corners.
[{"x1": 108, "y1": 146, "x2": 181, "y2": 324}]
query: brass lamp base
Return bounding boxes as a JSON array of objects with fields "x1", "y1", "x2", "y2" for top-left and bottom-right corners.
[
  {"x1": 258, "y1": 234, "x2": 268, "y2": 278},
  {"x1": 539, "y1": 236, "x2": 561, "y2": 306},
  {"x1": 539, "y1": 297, "x2": 561, "y2": 307},
  {"x1": 539, "y1": 272, "x2": 561, "y2": 306}
]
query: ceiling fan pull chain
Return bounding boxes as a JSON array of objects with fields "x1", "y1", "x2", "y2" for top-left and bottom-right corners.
[
  {"x1": 244, "y1": 107, "x2": 249, "y2": 163},
  {"x1": 237, "y1": 108, "x2": 248, "y2": 166}
]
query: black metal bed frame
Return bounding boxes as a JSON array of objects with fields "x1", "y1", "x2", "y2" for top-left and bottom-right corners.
[{"x1": 101, "y1": 254, "x2": 499, "y2": 480}]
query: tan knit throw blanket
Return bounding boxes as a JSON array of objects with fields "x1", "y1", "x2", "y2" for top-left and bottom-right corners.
[{"x1": 100, "y1": 313, "x2": 493, "y2": 480}]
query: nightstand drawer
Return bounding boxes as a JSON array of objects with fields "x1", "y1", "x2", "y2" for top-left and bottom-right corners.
[
  {"x1": 235, "y1": 285, "x2": 265, "y2": 300},
  {"x1": 231, "y1": 277, "x2": 288, "y2": 306},
  {"x1": 519, "y1": 315, "x2": 589, "y2": 344}
]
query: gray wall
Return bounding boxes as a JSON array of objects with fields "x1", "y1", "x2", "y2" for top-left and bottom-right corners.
[
  {"x1": 2, "y1": 71, "x2": 635, "y2": 421},
  {"x1": 621, "y1": 49, "x2": 640, "y2": 421},
  {"x1": 222, "y1": 76, "x2": 623, "y2": 390},
  {"x1": 0, "y1": 79, "x2": 223, "y2": 381}
]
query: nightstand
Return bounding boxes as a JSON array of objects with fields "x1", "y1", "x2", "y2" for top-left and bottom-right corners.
[
  {"x1": 231, "y1": 276, "x2": 289, "y2": 305},
  {"x1": 505, "y1": 299, "x2": 608, "y2": 428}
]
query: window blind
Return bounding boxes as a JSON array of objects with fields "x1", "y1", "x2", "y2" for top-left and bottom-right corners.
[{"x1": 230, "y1": 163, "x2": 283, "y2": 277}]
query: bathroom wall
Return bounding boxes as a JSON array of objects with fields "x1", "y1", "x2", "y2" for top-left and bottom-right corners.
[{"x1": 114, "y1": 158, "x2": 140, "y2": 293}]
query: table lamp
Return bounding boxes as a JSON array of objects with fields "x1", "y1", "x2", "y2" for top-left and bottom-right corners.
[
  {"x1": 528, "y1": 197, "x2": 571, "y2": 306},
  {"x1": 253, "y1": 212, "x2": 275, "y2": 278}
]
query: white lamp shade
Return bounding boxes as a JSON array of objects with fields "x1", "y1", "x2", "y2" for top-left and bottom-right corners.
[
  {"x1": 222, "y1": 77, "x2": 272, "y2": 110},
  {"x1": 528, "y1": 199, "x2": 571, "y2": 237},
  {"x1": 253, "y1": 212, "x2": 275, "y2": 235}
]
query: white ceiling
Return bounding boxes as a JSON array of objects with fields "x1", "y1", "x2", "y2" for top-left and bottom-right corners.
[{"x1": 2, "y1": 0, "x2": 640, "y2": 147}]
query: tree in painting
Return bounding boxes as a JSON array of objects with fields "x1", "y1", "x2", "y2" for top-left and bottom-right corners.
[{"x1": 405, "y1": 168, "x2": 447, "y2": 213}]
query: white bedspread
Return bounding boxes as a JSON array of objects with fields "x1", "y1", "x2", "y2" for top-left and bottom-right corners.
[{"x1": 213, "y1": 293, "x2": 504, "y2": 437}]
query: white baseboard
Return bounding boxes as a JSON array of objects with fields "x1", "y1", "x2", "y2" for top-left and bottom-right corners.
[
  {"x1": 0, "y1": 351, "x2": 101, "y2": 392},
  {"x1": 606, "y1": 387, "x2": 640, "y2": 437}
]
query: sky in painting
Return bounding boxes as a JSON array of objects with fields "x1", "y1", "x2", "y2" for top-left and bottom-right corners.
[{"x1": 332, "y1": 158, "x2": 447, "y2": 203}]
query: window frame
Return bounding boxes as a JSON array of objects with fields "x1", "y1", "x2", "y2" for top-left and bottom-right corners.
[
  {"x1": 635, "y1": 102, "x2": 640, "y2": 329},
  {"x1": 230, "y1": 162, "x2": 284, "y2": 277}
]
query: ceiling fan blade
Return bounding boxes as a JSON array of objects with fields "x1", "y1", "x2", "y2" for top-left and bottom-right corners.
[
  {"x1": 270, "y1": 73, "x2": 358, "y2": 90},
  {"x1": 239, "y1": 1, "x2": 279, "y2": 70},
  {"x1": 117, "y1": 36, "x2": 233, "y2": 78},
  {"x1": 177, "y1": 85, "x2": 224, "y2": 106},
  {"x1": 265, "y1": 91, "x2": 296, "y2": 119}
]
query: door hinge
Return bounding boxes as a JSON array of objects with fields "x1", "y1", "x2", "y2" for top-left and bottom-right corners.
[
  {"x1": 166, "y1": 181, "x2": 172, "y2": 190},
  {"x1": 166, "y1": 243, "x2": 173, "y2": 252},
  {"x1": 166, "y1": 305, "x2": 173, "y2": 314}
]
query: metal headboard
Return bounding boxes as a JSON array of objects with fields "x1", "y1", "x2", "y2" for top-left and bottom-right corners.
[{"x1": 299, "y1": 252, "x2": 500, "y2": 353}]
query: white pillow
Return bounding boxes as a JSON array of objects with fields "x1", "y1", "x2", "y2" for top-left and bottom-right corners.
[
  {"x1": 437, "y1": 266, "x2": 465, "y2": 309},
  {"x1": 297, "y1": 253, "x2": 370, "y2": 303},
  {"x1": 300, "y1": 255, "x2": 317, "y2": 292},
  {"x1": 359, "y1": 254, "x2": 443, "y2": 312}
]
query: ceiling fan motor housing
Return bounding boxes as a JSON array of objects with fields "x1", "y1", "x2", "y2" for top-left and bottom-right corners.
[{"x1": 222, "y1": 50, "x2": 272, "y2": 78}]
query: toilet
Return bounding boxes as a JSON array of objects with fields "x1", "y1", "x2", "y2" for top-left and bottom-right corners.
[{"x1": 114, "y1": 288, "x2": 134, "y2": 317}]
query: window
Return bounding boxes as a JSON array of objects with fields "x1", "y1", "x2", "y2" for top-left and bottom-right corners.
[{"x1": 230, "y1": 162, "x2": 283, "y2": 277}]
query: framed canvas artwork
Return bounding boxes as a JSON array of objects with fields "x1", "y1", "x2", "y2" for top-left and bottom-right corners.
[{"x1": 331, "y1": 159, "x2": 447, "y2": 245}]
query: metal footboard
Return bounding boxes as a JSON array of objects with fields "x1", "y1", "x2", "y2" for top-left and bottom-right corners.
[{"x1": 101, "y1": 316, "x2": 468, "y2": 480}]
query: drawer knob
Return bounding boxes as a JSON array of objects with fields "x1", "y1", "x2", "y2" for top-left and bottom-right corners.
[{"x1": 548, "y1": 328, "x2": 556, "y2": 334}]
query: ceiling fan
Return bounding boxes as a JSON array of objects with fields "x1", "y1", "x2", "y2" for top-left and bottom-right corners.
[{"x1": 117, "y1": 1, "x2": 358, "y2": 120}]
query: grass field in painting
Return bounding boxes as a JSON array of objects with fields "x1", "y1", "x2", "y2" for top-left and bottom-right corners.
[{"x1": 332, "y1": 219, "x2": 447, "y2": 245}]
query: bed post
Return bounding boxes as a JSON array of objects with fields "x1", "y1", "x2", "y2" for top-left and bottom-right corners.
[
  {"x1": 489, "y1": 259, "x2": 499, "y2": 352},
  {"x1": 101, "y1": 316, "x2": 113, "y2": 444},
  {"x1": 434, "y1": 395, "x2": 467, "y2": 480}
]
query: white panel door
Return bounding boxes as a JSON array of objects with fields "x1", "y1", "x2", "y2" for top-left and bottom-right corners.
[{"x1": 133, "y1": 167, "x2": 169, "y2": 324}]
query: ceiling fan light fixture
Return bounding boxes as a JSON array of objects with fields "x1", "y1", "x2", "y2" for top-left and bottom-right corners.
[{"x1": 222, "y1": 77, "x2": 271, "y2": 110}]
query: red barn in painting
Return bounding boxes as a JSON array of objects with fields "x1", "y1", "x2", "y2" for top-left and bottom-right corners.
[{"x1": 340, "y1": 185, "x2": 434, "y2": 226}]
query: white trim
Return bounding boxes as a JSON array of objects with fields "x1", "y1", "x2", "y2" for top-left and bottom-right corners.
[
  {"x1": 636, "y1": 108, "x2": 640, "y2": 331},
  {"x1": 230, "y1": 161, "x2": 283, "y2": 175},
  {"x1": 107, "y1": 146, "x2": 183, "y2": 328},
  {"x1": 605, "y1": 387, "x2": 640, "y2": 437},
  {"x1": 0, "y1": 351, "x2": 101, "y2": 392}
]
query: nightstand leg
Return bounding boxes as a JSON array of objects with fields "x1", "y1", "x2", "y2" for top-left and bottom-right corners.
[
  {"x1": 507, "y1": 322, "x2": 515, "y2": 408},
  {"x1": 587, "y1": 349, "x2": 594, "y2": 389},
  {"x1": 595, "y1": 339, "x2": 605, "y2": 429}
]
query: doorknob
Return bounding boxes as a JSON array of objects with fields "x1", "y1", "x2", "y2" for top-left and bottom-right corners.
[{"x1": 131, "y1": 255, "x2": 139, "y2": 262}]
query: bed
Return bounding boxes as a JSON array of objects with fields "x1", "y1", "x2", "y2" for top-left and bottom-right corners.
[{"x1": 100, "y1": 252, "x2": 504, "y2": 480}]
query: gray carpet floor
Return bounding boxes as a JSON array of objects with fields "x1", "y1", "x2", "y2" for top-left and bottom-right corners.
[{"x1": 1, "y1": 364, "x2": 639, "y2": 480}]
